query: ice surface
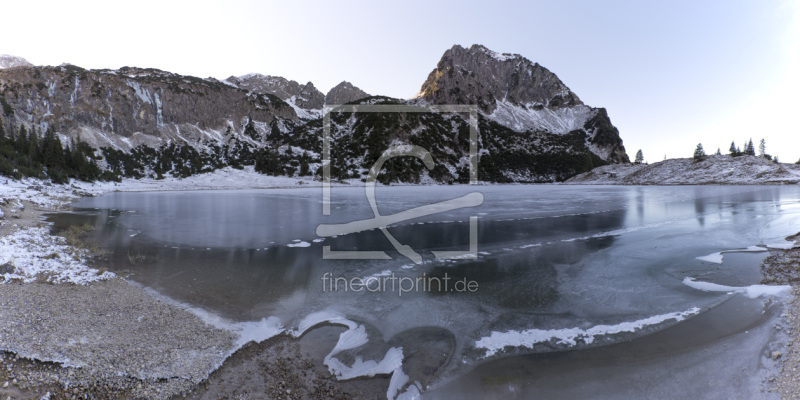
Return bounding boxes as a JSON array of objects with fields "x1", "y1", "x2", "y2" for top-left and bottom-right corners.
[{"x1": 25, "y1": 182, "x2": 800, "y2": 399}]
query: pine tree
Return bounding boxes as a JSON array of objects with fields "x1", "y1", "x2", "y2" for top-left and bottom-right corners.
[
  {"x1": 43, "y1": 128, "x2": 65, "y2": 170},
  {"x1": 729, "y1": 141, "x2": 738, "y2": 156},
  {"x1": 299, "y1": 151, "x2": 310, "y2": 176},
  {"x1": 758, "y1": 138, "x2": 766, "y2": 157},
  {"x1": 266, "y1": 149, "x2": 280, "y2": 176},
  {"x1": 28, "y1": 128, "x2": 40, "y2": 163},
  {"x1": 694, "y1": 143, "x2": 706, "y2": 161},
  {"x1": 634, "y1": 149, "x2": 644, "y2": 164},
  {"x1": 745, "y1": 139, "x2": 755, "y2": 156},
  {"x1": 271, "y1": 122, "x2": 280, "y2": 138},
  {"x1": 15, "y1": 125, "x2": 28, "y2": 154},
  {"x1": 715, "y1": 148, "x2": 721, "y2": 155}
]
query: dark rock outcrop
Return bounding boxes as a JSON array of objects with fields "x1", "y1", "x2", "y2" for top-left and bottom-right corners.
[{"x1": 325, "y1": 81, "x2": 370, "y2": 105}]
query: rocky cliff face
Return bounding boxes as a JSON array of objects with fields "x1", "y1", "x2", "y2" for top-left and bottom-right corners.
[
  {"x1": 225, "y1": 74, "x2": 324, "y2": 111},
  {"x1": 325, "y1": 81, "x2": 370, "y2": 105},
  {"x1": 0, "y1": 65, "x2": 296, "y2": 150},
  {"x1": 419, "y1": 44, "x2": 582, "y2": 113},
  {"x1": 418, "y1": 44, "x2": 628, "y2": 163}
]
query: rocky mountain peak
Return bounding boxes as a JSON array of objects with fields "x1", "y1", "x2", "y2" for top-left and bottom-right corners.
[
  {"x1": 419, "y1": 44, "x2": 583, "y2": 113},
  {"x1": 225, "y1": 73, "x2": 324, "y2": 110},
  {"x1": 325, "y1": 81, "x2": 370, "y2": 105},
  {"x1": 417, "y1": 44, "x2": 627, "y2": 163},
  {"x1": 0, "y1": 54, "x2": 34, "y2": 69}
]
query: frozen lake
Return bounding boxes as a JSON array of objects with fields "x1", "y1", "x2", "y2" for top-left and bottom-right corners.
[{"x1": 50, "y1": 185, "x2": 800, "y2": 399}]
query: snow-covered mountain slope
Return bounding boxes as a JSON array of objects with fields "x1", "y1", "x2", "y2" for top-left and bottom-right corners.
[
  {"x1": 417, "y1": 44, "x2": 628, "y2": 163},
  {"x1": 489, "y1": 100, "x2": 593, "y2": 134},
  {"x1": 566, "y1": 155, "x2": 800, "y2": 185},
  {"x1": 0, "y1": 54, "x2": 33, "y2": 69}
]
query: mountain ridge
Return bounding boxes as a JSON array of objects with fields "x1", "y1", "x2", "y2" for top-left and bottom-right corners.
[{"x1": 0, "y1": 45, "x2": 629, "y2": 183}]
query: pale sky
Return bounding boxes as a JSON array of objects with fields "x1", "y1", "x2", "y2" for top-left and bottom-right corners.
[{"x1": 2, "y1": 0, "x2": 799, "y2": 162}]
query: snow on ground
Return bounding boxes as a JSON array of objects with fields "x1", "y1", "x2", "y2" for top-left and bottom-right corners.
[
  {"x1": 567, "y1": 155, "x2": 800, "y2": 185},
  {"x1": 0, "y1": 226, "x2": 115, "y2": 284},
  {"x1": 0, "y1": 166, "x2": 360, "y2": 209}
]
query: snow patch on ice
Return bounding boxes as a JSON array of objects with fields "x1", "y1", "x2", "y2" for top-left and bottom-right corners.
[
  {"x1": 326, "y1": 347, "x2": 404, "y2": 380},
  {"x1": 696, "y1": 252, "x2": 724, "y2": 264},
  {"x1": 290, "y1": 310, "x2": 406, "y2": 397},
  {"x1": 682, "y1": 277, "x2": 790, "y2": 299},
  {"x1": 286, "y1": 240, "x2": 311, "y2": 248},
  {"x1": 292, "y1": 310, "x2": 358, "y2": 336},
  {"x1": 475, "y1": 307, "x2": 701, "y2": 357},
  {"x1": 696, "y1": 245, "x2": 770, "y2": 264},
  {"x1": 387, "y1": 367, "x2": 410, "y2": 400},
  {"x1": 767, "y1": 242, "x2": 797, "y2": 250}
]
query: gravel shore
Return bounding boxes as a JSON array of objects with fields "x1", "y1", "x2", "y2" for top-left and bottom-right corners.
[
  {"x1": 761, "y1": 237, "x2": 800, "y2": 399},
  {"x1": 0, "y1": 200, "x2": 235, "y2": 399}
]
